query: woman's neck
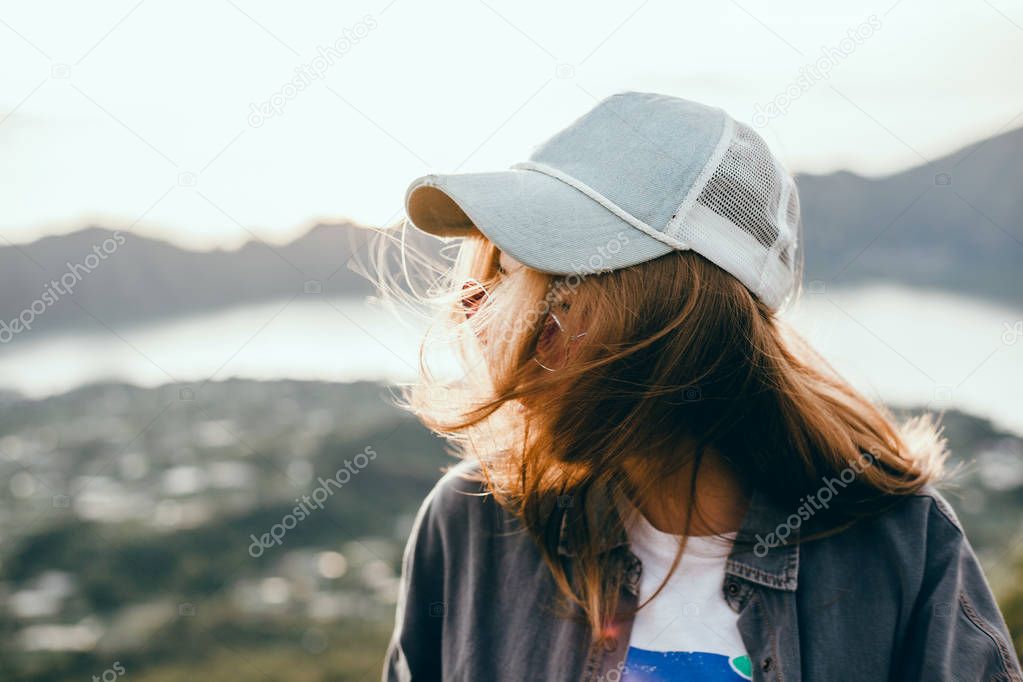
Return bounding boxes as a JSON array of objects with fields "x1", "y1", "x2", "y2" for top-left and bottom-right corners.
[{"x1": 623, "y1": 446, "x2": 750, "y2": 536}]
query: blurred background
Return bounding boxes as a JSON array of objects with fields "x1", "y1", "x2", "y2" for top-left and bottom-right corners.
[{"x1": 1, "y1": 0, "x2": 1021, "y2": 679}]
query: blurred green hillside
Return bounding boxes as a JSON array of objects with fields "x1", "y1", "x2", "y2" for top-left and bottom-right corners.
[{"x1": 0, "y1": 380, "x2": 1020, "y2": 680}]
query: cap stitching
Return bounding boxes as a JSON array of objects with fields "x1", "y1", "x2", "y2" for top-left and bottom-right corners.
[
  {"x1": 511, "y1": 161, "x2": 691, "y2": 253},
  {"x1": 663, "y1": 115, "x2": 735, "y2": 240}
]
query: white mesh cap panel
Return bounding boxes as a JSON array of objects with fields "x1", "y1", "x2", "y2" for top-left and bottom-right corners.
[{"x1": 665, "y1": 120, "x2": 800, "y2": 309}]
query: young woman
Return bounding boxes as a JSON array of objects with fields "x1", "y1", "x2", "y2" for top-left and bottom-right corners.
[{"x1": 380, "y1": 92, "x2": 1021, "y2": 681}]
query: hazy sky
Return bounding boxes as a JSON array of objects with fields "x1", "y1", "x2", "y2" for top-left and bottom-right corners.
[{"x1": 2, "y1": 0, "x2": 1021, "y2": 249}]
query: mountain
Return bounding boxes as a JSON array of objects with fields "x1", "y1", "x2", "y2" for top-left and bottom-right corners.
[
  {"x1": 0, "y1": 126, "x2": 1019, "y2": 343},
  {"x1": 0, "y1": 222, "x2": 381, "y2": 341},
  {"x1": 797, "y1": 127, "x2": 1023, "y2": 303}
]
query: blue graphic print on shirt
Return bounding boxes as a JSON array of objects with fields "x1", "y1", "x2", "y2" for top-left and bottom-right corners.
[{"x1": 622, "y1": 646, "x2": 753, "y2": 681}]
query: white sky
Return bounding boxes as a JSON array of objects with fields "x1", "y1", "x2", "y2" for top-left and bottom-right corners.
[{"x1": 1, "y1": 0, "x2": 1021, "y2": 249}]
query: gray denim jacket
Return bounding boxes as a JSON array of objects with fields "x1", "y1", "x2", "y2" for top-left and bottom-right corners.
[{"x1": 384, "y1": 461, "x2": 1022, "y2": 681}]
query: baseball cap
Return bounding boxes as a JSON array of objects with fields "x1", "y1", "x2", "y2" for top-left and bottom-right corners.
[{"x1": 403, "y1": 92, "x2": 801, "y2": 310}]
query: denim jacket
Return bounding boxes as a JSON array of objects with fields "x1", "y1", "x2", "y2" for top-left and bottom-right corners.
[{"x1": 384, "y1": 461, "x2": 1022, "y2": 681}]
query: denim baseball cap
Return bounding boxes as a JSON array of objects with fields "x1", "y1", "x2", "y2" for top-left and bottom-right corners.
[{"x1": 404, "y1": 91, "x2": 801, "y2": 310}]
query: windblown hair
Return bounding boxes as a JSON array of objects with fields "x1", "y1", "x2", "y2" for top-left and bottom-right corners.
[{"x1": 372, "y1": 224, "x2": 948, "y2": 642}]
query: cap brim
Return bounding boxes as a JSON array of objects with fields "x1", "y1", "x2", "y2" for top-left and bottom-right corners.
[{"x1": 404, "y1": 170, "x2": 673, "y2": 275}]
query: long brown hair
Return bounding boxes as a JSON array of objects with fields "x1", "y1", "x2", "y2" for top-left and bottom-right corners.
[{"x1": 375, "y1": 226, "x2": 948, "y2": 641}]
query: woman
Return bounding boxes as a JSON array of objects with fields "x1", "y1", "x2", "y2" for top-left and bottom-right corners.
[{"x1": 380, "y1": 92, "x2": 1021, "y2": 681}]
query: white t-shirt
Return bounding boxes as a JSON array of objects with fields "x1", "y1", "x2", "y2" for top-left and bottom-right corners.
[{"x1": 623, "y1": 508, "x2": 752, "y2": 681}]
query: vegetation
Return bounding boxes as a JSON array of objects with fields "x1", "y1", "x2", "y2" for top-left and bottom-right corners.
[{"x1": 0, "y1": 380, "x2": 1019, "y2": 680}]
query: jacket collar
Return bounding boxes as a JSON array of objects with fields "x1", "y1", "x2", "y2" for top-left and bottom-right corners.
[
  {"x1": 556, "y1": 487, "x2": 799, "y2": 592},
  {"x1": 726, "y1": 487, "x2": 800, "y2": 591}
]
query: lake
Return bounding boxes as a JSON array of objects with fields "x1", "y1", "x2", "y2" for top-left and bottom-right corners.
[{"x1": 0, "y1": 284, "x2": 1020, "y2": 436}]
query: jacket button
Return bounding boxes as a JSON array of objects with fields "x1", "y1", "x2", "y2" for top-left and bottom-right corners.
[
  {"x1": 761, "y1": 657, "x2": 773, "y2": 672},
  {"x1": 726, "y1": 581, "x2": 740, "y2": 596}
]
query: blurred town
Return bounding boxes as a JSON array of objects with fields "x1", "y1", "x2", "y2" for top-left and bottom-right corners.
[
  {"x1": 1, "y1": 377, "x2": 1022, "y2": 679},
  {"x1": 0, "y1": 379, "x2": 449, "y2": 681}
]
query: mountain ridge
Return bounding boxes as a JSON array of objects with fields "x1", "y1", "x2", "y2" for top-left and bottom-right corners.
[
  {"x1": 1, "y1": 126, "x2": 1019, "y2": 344},
  {"x1": 0, "y1": 220, "x2": 380, "y2": 342}
]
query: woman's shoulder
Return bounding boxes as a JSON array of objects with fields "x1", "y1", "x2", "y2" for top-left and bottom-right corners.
[
  {"x1": 423, "y1": 458, "x2": 490, "y2": 509},
  {"x1": 873, "y1": 484, "x2": 969, "y2": 548},
  {"x1": 803, "y1": 483, "x2": 978, "y2": 594},
  {"x1": 849, "y1": 486, "x2": 1019, "y2": 676},
  {"x1": 417, "y1": 459, "x2": 497, "y2": 529},
  {"x1": 407, "y1": 459, "x2": 525, "y2": 558},
  {"x1": 812, "y1": 484, "x2": 968, "y2": 556}
]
